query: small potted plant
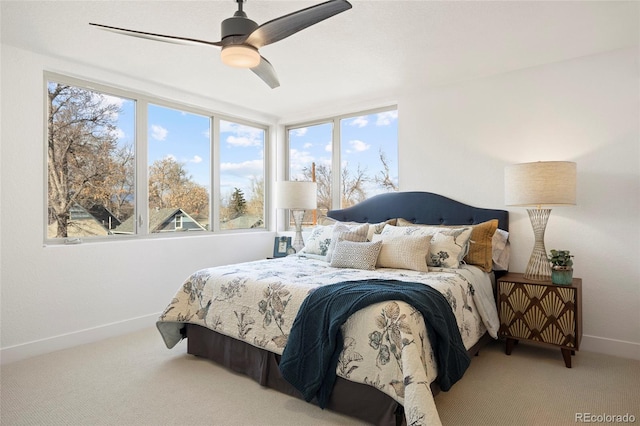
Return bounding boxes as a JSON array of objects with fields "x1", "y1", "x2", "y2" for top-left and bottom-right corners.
[{"x1": 548, "y1": 249, "x2": 574, "y2": 285}]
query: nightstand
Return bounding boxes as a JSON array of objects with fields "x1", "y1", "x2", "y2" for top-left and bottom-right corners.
[{"x1": 496, "y1": 272, "x2": 582, "y2": 368}]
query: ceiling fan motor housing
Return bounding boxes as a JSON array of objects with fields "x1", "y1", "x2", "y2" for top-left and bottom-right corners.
[{"x1": 221, "y1": 16, "x2": 258, "y2": 39}]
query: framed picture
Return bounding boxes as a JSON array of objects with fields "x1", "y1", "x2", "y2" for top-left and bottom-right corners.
[{"x1": 273, "y1": 236, "x2": 292, "y2": 258}]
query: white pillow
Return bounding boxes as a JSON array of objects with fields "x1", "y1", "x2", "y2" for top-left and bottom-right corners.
[
  {"x1": 299, "y1": 225, "x2": 334, "y2": 258},
  {"x1": 317, "y1": 216, "x2": 396, "y2": 241},
  {"x1": 326, "y1": 222, "x2": 369, "y2": 262},
  {"x1": 380, "y1": 224, "x2": 472, "y2": 268},
  {"x1": 492, "y1": 228, "x2": 510, "y2": 271},
  {"x1": 330, "y1": 240, "x2": 382, "y2": 270},
  {"x1": 373, "y1": 234, "x2": 432, "y2": 272}
]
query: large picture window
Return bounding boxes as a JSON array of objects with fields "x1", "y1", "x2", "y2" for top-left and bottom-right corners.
[
  {"x1": 45, "y1": 74, "x2": 267, "y2": 242},
  {"x1": 286, "y1": 107, "x2": 398, "y2": 220}
]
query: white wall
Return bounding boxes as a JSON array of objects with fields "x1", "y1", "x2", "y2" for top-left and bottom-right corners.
[
  {"x1": 398, "y1": 47, "x2": 639, "y2": 359},
  {"x1": 0, "y1": 45, "x2": 277, "y2": 363},
  {"x1": 2, "y1": 44, "x2": 638, "y2": 363}
]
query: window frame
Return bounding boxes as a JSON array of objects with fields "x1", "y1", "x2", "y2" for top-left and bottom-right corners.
[
  {"x1": 43, "y1": 71, "x2": 270, "y2": 244},
  {"x1": 284, "y1": 104, "x2": 398, "y2": 217}
]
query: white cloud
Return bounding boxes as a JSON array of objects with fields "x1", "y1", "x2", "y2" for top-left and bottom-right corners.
[
  {"x1": 202, "y1": 129, "x2": 210, "y2": 139},
  {"x1": 191, "y1": 155, "x2": 203, "y2": 164},
  {"x1": 349, "y1": 116, "x2": 369, "y2": 128},
  {"x1": 226, "y1": 135, "x2": 260, "y2": 147},
  {"x1": 292, "y1": 127, "x2": 308, "y2": 137},
  {"x1": 376, "y1": 110, "x2": 398, "y2": 126},
  {"x1": 113, "y1": 128, "x2": 125, "y2": 140},
  {"x1": 219, "y1": 121, "x2": 236, "y2": 133},
  {"x1": 91, "y1": 93, "x2": 125, "y2": 121},
  {"x1": 221, "y1": 121, "x2": 263, "y2": 147},
  {"x1": 349, "y1": 139, "x2": 370, "y2": 152},
  {"x1": 151, "y1": 124, "x2": 168, "y2": 141},
  {"x1": 100, "y1": 94, "x2": 124, "y2": 108},
  {"x1": 324, "y1": 142, "x2": 332, "y2": 152},
  {"x1": 303, "y1": 142, "x2": 313, "y2": 149},
  {"x1": 220, "y1": 159, "x2": 264, "y2": 176},
  {"x1": 289, "y1": 148, "x2": 316, "y2": 170}
]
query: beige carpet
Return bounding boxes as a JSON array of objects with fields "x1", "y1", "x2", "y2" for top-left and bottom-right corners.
[{"x1": 1, "y1": 327, "x2": 638, "y2": 426}]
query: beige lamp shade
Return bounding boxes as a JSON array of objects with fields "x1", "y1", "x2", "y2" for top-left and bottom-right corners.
[
  {"x1": 275, "y1": 181, "x2": 317, "y2": 210},
  {"x1": 505, "y1": 161, "x2": 577, "y2": 207}
]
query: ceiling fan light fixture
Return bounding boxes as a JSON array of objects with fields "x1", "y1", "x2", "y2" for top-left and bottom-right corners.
[{"x1": 221, "y1": 45, "x2": 260, "y2": 68}]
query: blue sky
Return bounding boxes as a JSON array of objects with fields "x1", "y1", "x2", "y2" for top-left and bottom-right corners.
[
  {"x1": 289, "y1": 110, "x2": 399, "y2": 197},
  {"x1": 112, "y1": 97, "x2": 396, "y2": 201},
  {"x1": 147, "y1": 104, "x2": 212, "y2": 188},
  {"x1": 113, "y1": 101, "x2": 265, "y2": 199}
]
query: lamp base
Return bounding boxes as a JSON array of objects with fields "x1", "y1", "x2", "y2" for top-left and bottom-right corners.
[
  {"x1": 291, "y1": 209, "x2": 306, "y2": 253},
  {"x1": 523, "y1": 208, "x2": 552, "y2": 281}
]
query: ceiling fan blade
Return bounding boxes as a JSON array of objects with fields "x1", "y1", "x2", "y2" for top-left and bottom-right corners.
[
  {"x1": 251, "y1": 56, "x2": 280, "y2": 89},
  {"x1": 89, "y1": 23, "x2": 223, "y2": 47},
  {"x1": 244, "y1": 0, "x2": 352, "y2": 49}
]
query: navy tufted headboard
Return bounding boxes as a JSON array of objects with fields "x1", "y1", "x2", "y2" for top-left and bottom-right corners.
[{"x1": 327, "y1": 191, "x2": 508, "y2": 231}]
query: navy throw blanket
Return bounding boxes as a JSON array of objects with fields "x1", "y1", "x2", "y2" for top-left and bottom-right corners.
[{"x1": 278, "y1": 279, "x2": 470, "y2": 408}]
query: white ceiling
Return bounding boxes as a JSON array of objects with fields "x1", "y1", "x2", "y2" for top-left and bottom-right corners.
[{"x1": 2, "y1": 1, "x2": 638, "y2": 119}]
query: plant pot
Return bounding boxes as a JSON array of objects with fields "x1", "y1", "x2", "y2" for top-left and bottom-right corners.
[{"x1": 551, "y1": 267, "x2": 573, "y2": 285}]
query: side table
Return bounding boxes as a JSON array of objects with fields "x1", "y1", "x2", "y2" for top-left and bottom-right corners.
[{"x1": 496, "y1": 272, "x2": 582, "y2": 368}]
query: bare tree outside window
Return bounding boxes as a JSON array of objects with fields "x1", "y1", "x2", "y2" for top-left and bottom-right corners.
[
  {"x1": 287, "y1": 108, "x2": 398, "y2": 224},
  {"x1": 47, "y1": 82, "x2": 135, "y2": 238}
]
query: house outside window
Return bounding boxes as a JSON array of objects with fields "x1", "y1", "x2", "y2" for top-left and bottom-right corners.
[
  {"x1": 45, "y1": 73, "x2": 267, "y2": 243},
  {"x1": 147, "y1": 103, "x2": 210, "y2": 234},
  {"x1": 286, "y1": 106, "x2": 398, "y2": 223}
]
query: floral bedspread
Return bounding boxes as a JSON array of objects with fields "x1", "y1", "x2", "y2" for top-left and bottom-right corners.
[{"x1": 157, "y1": 255, "x2": 499, "y2": 426}]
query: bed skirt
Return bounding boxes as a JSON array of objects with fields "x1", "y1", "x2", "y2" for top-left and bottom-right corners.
[{"x1": 185, "y1": 324, "x2": 493, "y2": 426}]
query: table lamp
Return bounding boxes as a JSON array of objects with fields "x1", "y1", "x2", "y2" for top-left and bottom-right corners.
[
  {"x1": 505, "y1": 161, "x2": 576, "y2": 281},
  {"x1": 275, "y1": 181, "x2": 317, "y2": 253}
]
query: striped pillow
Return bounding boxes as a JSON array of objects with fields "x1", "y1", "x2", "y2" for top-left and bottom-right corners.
[{"x1": 326, "y1": 222, "x2": 369, "y2": 262}]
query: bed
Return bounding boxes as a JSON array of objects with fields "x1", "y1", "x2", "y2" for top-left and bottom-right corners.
[{"x1": 156, "y1": 191, "x2": 509, "y2": 426}]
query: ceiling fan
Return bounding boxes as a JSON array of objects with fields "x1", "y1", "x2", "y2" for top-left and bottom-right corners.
[{"x1": 90, "y1": 0, "x2": 352, "y2": 89}]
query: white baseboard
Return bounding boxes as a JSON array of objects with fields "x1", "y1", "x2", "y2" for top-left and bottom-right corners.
[
  {"x1": 581, "y1": 334, "x2": 640, "y2": 360},
  {"x1": 0, "y1": 313, "x2": 161, "y2": 365}
]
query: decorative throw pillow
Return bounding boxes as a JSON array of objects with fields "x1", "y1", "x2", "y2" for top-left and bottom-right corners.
[
  {"x1": 366, "y1": 218, "x2": 397, "y2": 241},
  {"x1": 381, "y1": 224, "x2": 472, "y2": 268},
  {"x1": 492, "y1": 228, "x2": 510, "y2": 271},
  {"x1": 326, "y1": 222, "x2": 369, "y2": 262},
  {"x1": 317, "y1": 216, "x2": 397, "y2": 241},
  {"x1": 329, "y1": 240, "x2": 382, "y2": 270},
  {"x1": 372, "y1": 234, "x2": 432, "y2": 272},
  {"x1": 397, "y1": 218, "x2": 499, "y2": 272},
  {"x1": 465, "y1": 220, "x2": 499, "y2": 272},
  {"x1": 298, "y1": 225, "x2": 334, "y2": 258}
]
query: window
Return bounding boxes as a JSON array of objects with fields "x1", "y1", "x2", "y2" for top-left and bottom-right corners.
[
  {"x1": 46, "y1": 81, "x2": 135, "y2": 239},
  {"x1": 286, "y1": 107, "x2": 398, "y2": 219},
  {"x1": 219, "y1": 120, "x2": 265, "y2": 230},
  {"x1": 45, "y1": 74, "x2": 267, "y2": 242},
  {"x1": 287, "y1": 122, "x2": 333, "y2": 217},
  {"x1": 147, "y1": 104, "x2": 210, "y2": 233}
]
